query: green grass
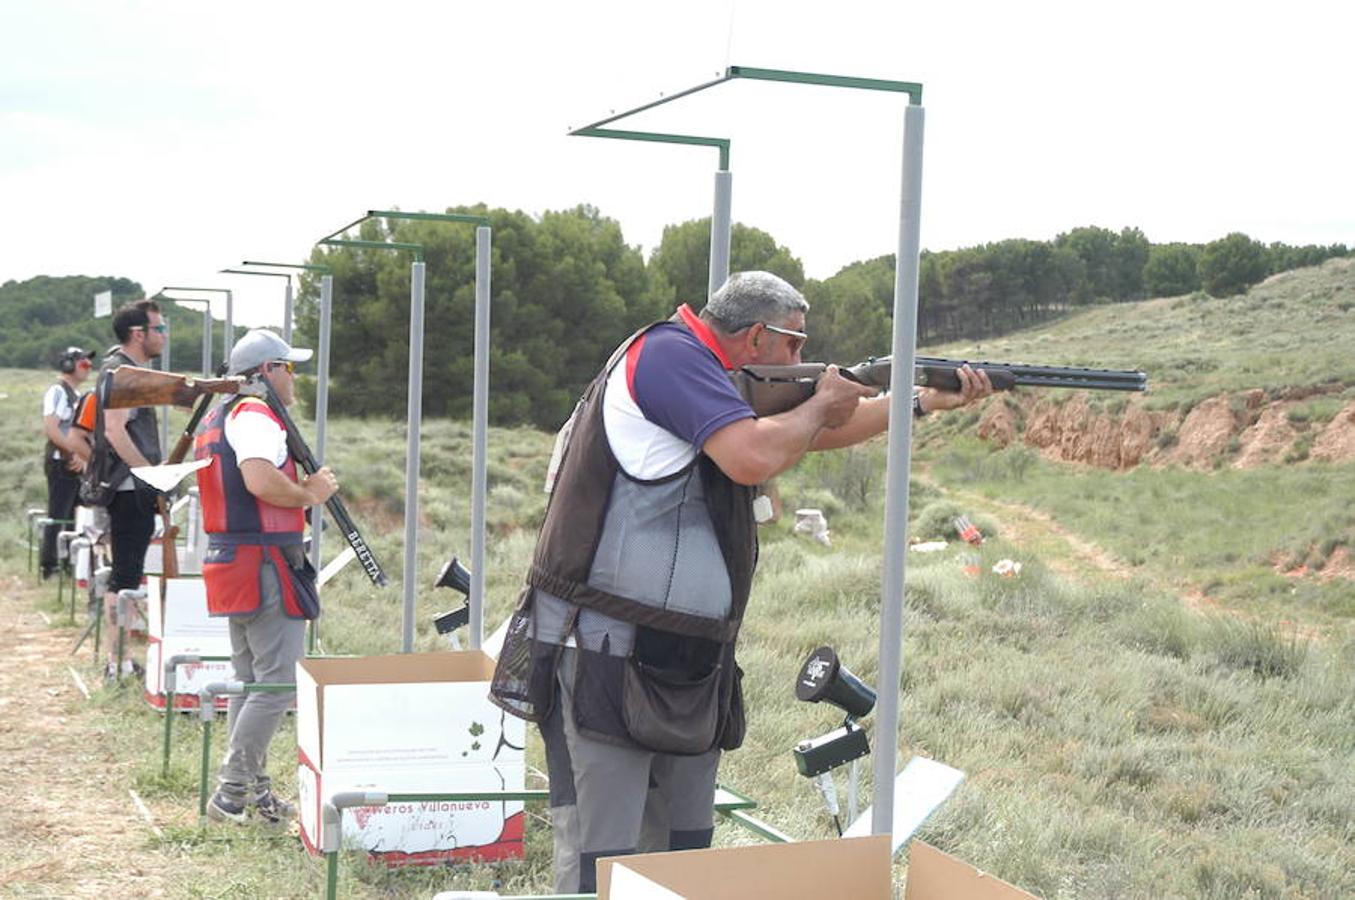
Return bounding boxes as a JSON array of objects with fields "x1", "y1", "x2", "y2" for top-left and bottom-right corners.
[
  {"x1": 927, "y1": 438, "x2": 1355, "y2": 623},
  {"x1": 4, "y1": 277, "x2": 1355, "y2": 900}
]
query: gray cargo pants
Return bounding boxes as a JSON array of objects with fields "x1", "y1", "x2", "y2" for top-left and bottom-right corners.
[
  {"x1": 545, "y1": 648, "x2": 720, "y2": 894},
  {"x1": 216, "y1": 557, "x2": 305, "y2": 800}
]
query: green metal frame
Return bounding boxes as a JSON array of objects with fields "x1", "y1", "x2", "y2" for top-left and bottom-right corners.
[
  {"x1": 241, "y1": 261, "x2": 333, "y2": 274},
  {"x1": 569, "y1": 64, "x2": 923, "y2": 168},
  {"x1": 197, "y1": 682, "x2": 296, "y2": 816},
  {"x1": 317, "y1": 209, "x2": 491, "y2": 256},
  {"x1": 321, "y1": 783, "x2": 790, "y2": 899},
  {"x1": 160, "y1": 655, "x2": 232, "y2": 776}
]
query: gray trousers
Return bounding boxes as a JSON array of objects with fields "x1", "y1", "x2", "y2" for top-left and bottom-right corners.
[
  {"x1": 546, "y1": 648, "x2": 720, "y2": 894},
  {"x1": 217, "y1": 557, "x2": 305, "y2": 800}
]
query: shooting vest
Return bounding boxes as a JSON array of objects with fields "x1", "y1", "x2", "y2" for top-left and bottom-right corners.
[
  {"x1": 194, "y1": 397, "x2": 310, "y2": 618},
  {"x1": 43, "y1": 380, "x2": 79, "y2": 470},
  {"x1": 494, "y1": 315, "x2": 757, "y2": 753},
  {"x1": 100, "y1": 349, "x2": 162, "y2": 469}
]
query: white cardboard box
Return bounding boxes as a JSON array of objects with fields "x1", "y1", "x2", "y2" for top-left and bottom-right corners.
[
  {"x1": 296, "y1": 652, "x2": 526, "y2": 863},
  {"x1": 141, "y1": 576, "x2": 233, "y2": 711},
  {"x1": 598, "y1": 837, "x2": 1038, "y2": 899}
]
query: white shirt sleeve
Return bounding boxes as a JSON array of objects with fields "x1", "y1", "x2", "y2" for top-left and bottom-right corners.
[
  {"x1": 223, "y1": 403, "x2": 290, "y2": 467},
  {"x1": 42, "y1": 384, "x2": 69, "y2": 419}
]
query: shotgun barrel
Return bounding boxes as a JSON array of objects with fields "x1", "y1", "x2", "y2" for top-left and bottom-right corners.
[
  {"x1": 256, "y1": 378, "x2": 390, "y2": 588},
  {"x1": 736, "y1": 355, "x2": 1147, "y2": 417}
]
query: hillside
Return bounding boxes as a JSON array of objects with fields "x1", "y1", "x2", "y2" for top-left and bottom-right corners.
[{"x1": 921, "y1": 257, "x2": 1355, "y2": 470}]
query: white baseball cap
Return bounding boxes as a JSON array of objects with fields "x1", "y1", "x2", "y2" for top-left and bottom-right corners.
[{"x1": 227, "y1": 329, "x2": 313, "y2": 375}]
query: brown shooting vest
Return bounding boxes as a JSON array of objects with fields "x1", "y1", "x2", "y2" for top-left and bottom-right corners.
[{"x1": 492, "y1": 317, "x2": 757, "y2": 752}]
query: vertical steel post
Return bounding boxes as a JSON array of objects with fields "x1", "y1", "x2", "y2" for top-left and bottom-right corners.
[
  {"x1": 201, "y1": 306, "x2": 212, "y2": 375},
  {"x1": 310, "y1": 274, "x2": 333, "y2": 655},
  {"x1": 401, "y1": 262, "x2": 426, "y2": 652},
  {"x1": 159, "y1": 314, "x2": 170, "y2": 453},
  {"x1": 709, "y1": 169, "x2": 733, "y2": 299},
  {"x1": 872, "y1": 103, "x2": 926, "y2": 836},
  {"x1": 283, "y1": 278, "x2": 294, "y2": 344},
  {"x1": 469, "y1": 227, "x2": 491, "y2": 649},
  {"x1": 311, "y1": 274, "x2": 333, "y2": 575},
  {"x1": 224, "y1": 291, "x2": 235, "y2": 366}
]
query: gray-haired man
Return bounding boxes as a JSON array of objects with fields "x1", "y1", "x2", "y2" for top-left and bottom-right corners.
[{"x1": 492, "y1": 271, "x2": 992, "y2": 891}]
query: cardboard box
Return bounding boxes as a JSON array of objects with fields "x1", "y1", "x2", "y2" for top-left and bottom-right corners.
[
  {"x1": 295, "y1": 653, "x2": 525, "y2": 864},
  {"x1": 599, "y1": 837, "x2": 892, "y2": 899},
  {"x1": 597, "y1": 838, "x2": 1037, "y2": 900},
  {"x1": 905, "y1": 841, "x2": 1038, "y2": 900},
  {"x1": 141, "y1": 576, "x2": 233, "y2": 711}
]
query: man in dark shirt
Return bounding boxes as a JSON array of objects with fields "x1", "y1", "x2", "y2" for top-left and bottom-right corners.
[{"x1": 99, "y1": 299, "x2": 166, "y2": 680}]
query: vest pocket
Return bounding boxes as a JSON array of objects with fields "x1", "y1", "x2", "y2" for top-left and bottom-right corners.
[
  {"x1": 202, "y1": 543, "x2": 263, "y2": 616},
  {"x1": 621, "y1": 655, "x2": 722, "y2": 755},
  {"x1": 490, "y1": 588, "x2": 558, "y2": 723}
]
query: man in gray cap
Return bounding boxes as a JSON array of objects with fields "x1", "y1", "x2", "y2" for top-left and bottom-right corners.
[{"x1": 194, "y1": 328, "x2": 338, "y2": 824}]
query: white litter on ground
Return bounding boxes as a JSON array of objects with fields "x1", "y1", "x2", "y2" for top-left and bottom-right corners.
[
  {"x1": 128, "y1": 788, "x2": 164, "y2": 839},
  {"x1": 66, "y1": 666, "x2": 90, "y2": 701}
]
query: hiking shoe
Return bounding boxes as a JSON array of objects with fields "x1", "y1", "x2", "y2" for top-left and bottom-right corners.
[
  {"x1": 206, "y1": 792, "x2": 248, "y2": 824},
  {"x1": 251, "y1": 790, "x2": 296, "y2": 825},
  {"x1": 121, "y1": 659, "x2": 144, "y2": 679}
]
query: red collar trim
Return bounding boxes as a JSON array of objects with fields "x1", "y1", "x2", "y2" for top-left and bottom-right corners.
[{"x1": 676, "y1": 304, "x2": 734, "y2": 370}]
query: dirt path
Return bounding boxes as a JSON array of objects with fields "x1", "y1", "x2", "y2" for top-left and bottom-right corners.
[
  {"x1": 941, "y1": 487, "x2": 1133, "y2": 582},
  {"x1": 0, "y1": 574, "x2": 170, "y2": 898}
]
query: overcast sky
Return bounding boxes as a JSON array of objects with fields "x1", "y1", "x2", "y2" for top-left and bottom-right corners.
[{"x1": 2, "y1": 0, "x2": 1351, "y2": 327}]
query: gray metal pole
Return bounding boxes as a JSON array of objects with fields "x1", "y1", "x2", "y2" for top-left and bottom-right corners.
[
  {"x1": 871, "y1": 103, "x2": 926, "y2": 837},
  {"x1": 159, "y1": 314, "x2": 170, "y2": 454},
  {"x1": 283, "y1": 278, "x2": 294, "y2": 344},
  {"x1": 224, "y1": 291, "x2": 235, "y2": 366},
  {"x1": 401, "y1": 261, "x2": 426, "y2": 652},
  {"x1": 708, "y1": 169, "x2": 733, "y2": 300},
  {"x1": 202, "y1": 306, "x2": 212, "y2": 376},
  {"x1": 310, "y1": 274, "x2": 333, "y2": 574},
  {"x1": 469, "y1": 227, "x2": 491, "y2": 649}
]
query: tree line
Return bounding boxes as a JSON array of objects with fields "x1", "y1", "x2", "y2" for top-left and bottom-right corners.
[{"x1": 5, "y1": 209, "x2": 1347, "y2": 430}]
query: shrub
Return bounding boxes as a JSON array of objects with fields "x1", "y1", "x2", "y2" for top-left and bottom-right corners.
[
  {"x1": 1204, "y1": 618, "x2": 1309, "y2": 679},
  {"x1": 912, "y1": 501, "x2": 1001, "y2": 542}
]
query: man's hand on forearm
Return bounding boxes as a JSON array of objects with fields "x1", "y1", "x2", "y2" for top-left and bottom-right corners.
[{"x1": 919, "y1": 364, "x2": 994, "y2": 412}]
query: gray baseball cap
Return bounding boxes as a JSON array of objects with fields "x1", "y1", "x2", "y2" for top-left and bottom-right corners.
[{"x1": 228, "y1": 329, "x2": 313, "y2": 375}]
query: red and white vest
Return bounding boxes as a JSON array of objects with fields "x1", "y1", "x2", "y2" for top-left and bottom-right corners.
[{"x1": 193, "y1": 397, "x2": 308, "y2": 617}]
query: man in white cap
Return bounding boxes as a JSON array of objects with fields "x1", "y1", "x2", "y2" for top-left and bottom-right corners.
[{"x1": 194, "y1": 328, "x2": 338, "y2": 824}]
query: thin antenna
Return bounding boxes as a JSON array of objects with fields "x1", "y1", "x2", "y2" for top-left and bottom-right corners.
[{"x1": 723, "y1": 0, "x2": 737, "y2": 70}]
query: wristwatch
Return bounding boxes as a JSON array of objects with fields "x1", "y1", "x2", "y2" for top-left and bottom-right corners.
[{"x1": 912, "y1": 393, "x2": 926, "y2": 418}]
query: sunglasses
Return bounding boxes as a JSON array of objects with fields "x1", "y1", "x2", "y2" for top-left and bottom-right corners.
[
  {"x1": 760, "y1": 321, "x2": 808, "y2": 352},
  {"x1": 134, "y1": 323, "x2": 170, "y2": 334},
  {"x1": 266, "y1": 360, "x2": 296, "y2": 374}
]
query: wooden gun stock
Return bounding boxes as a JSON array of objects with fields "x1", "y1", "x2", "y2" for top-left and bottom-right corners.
[
  {"x1": 103, "y1": 366, "x2": 248, "y2": 410},
  {"x1": 102, "y1": 367, "x2": 250, "y2": 579}
]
